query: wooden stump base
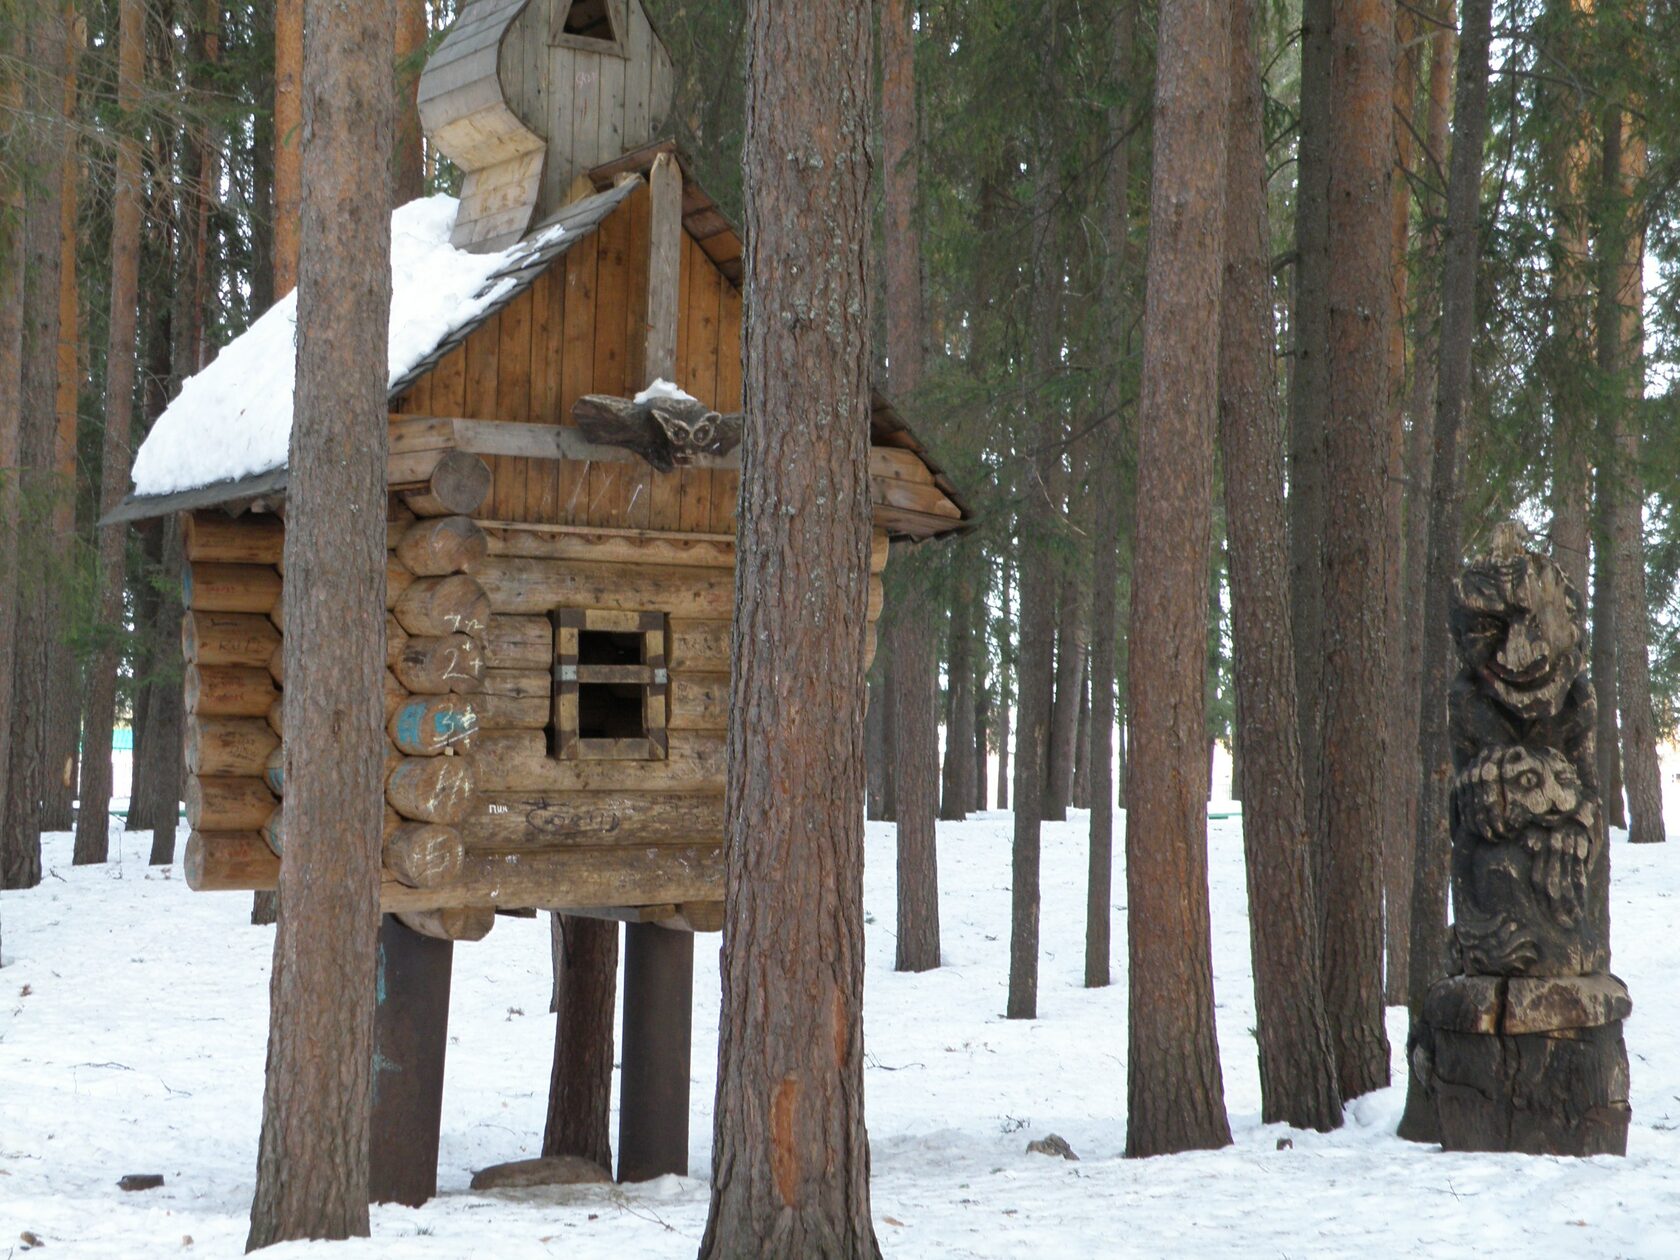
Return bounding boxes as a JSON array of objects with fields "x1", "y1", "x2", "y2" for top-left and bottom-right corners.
[{"x1": 1423, "y1": 973, "x2": 1631, "y2": 1157}]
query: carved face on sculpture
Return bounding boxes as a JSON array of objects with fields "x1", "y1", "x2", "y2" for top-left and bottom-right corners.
[
  {"x1": 1455, "y1": 744, "x2": 1591, "y2": 845},
  {"x1": 1452, "y1": 522, "x2": 1584, "y2": 720}
]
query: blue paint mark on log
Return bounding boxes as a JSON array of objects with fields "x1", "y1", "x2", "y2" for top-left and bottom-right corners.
[
  {"x1": 394, "y1": 703, "x2": 425, "y2": 749},
  {"x1": 376, "y1": 941, "x2": 388, "y2": 1005},
  {"x1": 180, "y1": 569, "x2": 193, "y2": 606}
]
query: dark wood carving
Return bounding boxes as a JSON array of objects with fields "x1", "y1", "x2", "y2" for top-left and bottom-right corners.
[
  {"x1": 572, "y1": 394, "x2": 743, "y2": 474},
  {"x1": 1419, "y1": 522, "x2": 1630, "y2": 1155}
]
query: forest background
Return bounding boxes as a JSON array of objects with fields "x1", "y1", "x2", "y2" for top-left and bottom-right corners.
[{"x1": 2, "y1": 0, "x2": 1679, "y2": 1018}]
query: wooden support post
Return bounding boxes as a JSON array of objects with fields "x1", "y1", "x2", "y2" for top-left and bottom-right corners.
[
  {"x1": 370, "y1": 914, "x2": 455, "y2": 1207},
  {"x1": 644, "y1": 151, "x2": 682, "y2": 383},
  {"x1": 616, "y1": 921, "x2": 693, "y2": 1183}
]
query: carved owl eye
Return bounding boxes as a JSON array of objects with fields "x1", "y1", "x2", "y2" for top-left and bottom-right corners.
[
  {"x1": 1516, "y1": 770, "x2": 1542, "y2": 792},
  {"x1": 690, "y1": 418, "x2": 715, "y2": 447}
]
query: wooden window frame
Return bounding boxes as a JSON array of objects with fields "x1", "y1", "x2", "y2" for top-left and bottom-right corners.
[
  {"x1": 551, "y1": 608, "x2": 669, "y2": 761},
  {"x1": 550, "y1": 0, "x2": 627, "y2": 56}
]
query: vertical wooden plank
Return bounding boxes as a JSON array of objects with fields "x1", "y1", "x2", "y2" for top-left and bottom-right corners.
[
  {"x1": 712, "y1": 280, "x2": 744, "y2": 533},
  {"x1": 570, "y1": 45, "x2": 601, "y2": 184},
  {"x1": 370, "y1": 916, "x2": 454, "y2": 1207},
  {"x1": 528, "y1": 267, "x2": 562, "y2": 523},
  {"x1": 689, "y1": 254, "x2": 721, "y2": 411},
  {"x1": 463, "y1": 314, "x2": 501, "y2": 515},
  {"x1": 621, "y1": 184, "x2": 654, "y2": 529},
  {"x1": 644, "y1": 155, "x2": 681, "y2": 387},
  {"x1": 431, "y1": 343, "x2": 467, "y2": 416},
  {"x1": 598, "y1": 32, "x2": 625, "y2": 168},
  {"x1": 559, "y1": 235, "x2": 599, "y2": 525},
  {"x1": 624, "y1": 1, "x2": 651, "y2": 146},
  {"x1": 497, "y1": 287, "x2": 534, "y2": 520},
  {"x1": 587, "y1": 198, "x2": 632, "y2": 527},
  {"x1": 676, "y1": 237, "x2": 711, "y2": 532},
  {"x1": 543, "y1": 45, "x2": 575, "y2": 213}
]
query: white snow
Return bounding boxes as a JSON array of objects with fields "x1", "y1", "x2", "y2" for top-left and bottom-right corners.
[
  {"x1": 5, "y1": 798, "x2": 1680, "y2": 1257},
  {"x1": 130, "y1": 197, "x2": 560, "y2": 498},
  {"x1": 633, "y1": 379, "x2": 699, "y2": 406}
]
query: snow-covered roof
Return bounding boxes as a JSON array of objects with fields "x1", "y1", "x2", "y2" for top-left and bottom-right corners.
[{"x1": 130, "y1": 184, "x2": 637, "y2": 499}]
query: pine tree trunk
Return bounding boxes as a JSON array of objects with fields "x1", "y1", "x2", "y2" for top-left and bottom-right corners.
[
  {"x1": 144, "y1": 521, "x2": 185, "y2": 866},
  {"x1": 881, "y1": 0, "x2": 939, "y2": 969},
  {"x1": 996, "y1": 569, "x2": 1012, "y2": 810},
  {"x1": 1072, "y1": 661, "x2": 1091, "y2": 810},
  {"x1": 393, "y1": 0, "x2": 429, "y2": 205},
  {"x1": 699, "y1": 1, "x2": 879, "y2": 1252},
  {"x1": 1319, "y1": 0, "x2": 1397, "y2": 1102},
  {"x1": 1591, "y1": 530, "x2": 1625, "y2": 828},
  {"x1": 1599, "y1": 106, "x2": 1664, "y2": 846},
  {"x1": 940, "y1": 553, "x2": 977, "y2": 820},
  {"x1": 1389, "y1": 4, "x2": 1454, "y2": 1011},
  {"x1": 0, "y1": 14, "x2": 27, "y2": 877},
  {"x1": 1044, "y1": 581, "x2": 1088, "y2": 822},
  {"x1": 1397, "y1": 0, "x2": 1492, "y2": 1143},
  {"x1": 1289, "y1": 0, "x2": 1333, "y2": 877},
  {"x1": 75, "y1": 0, "x2": 147, "y2": 867},
  {"x1": 1124, "y1": 0, "x2": 1233, "y2": 1158},
  {"x1": 42, "y1": 15, "x2": 82, "y2": 835},
  {"x1": 1218, "y1": 0, "x2": 1342, "y2": 1132},
  {"x1": 3, "y1": 8, "x2": 70, "y2": 891},
  {"x1": 865, "y1": 671, "x2": 890, "y2": 819},
  {"x1": 1379, "y1": 3, "x2": 1420, "y2": 1009},
  {"x1": 246, "y1": 0, "x2": 394, "y2": 1244},
  {"x1": 543, "y1": 914, "x2": 617, "y2": 1170},
  {"x1": 272, "y1": 0, "x2": 302, "y2": 298},
  {"x1": 251, "y1": 0, "x2": 276, "y2": 319}
]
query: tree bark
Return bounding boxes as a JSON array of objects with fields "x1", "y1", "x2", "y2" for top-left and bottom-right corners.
[
  {"x1": 891, "y1": 592, "x2": 941, "y2": 972},
  {"x1": 1319, "y1": 0, "x2": 1397, "y2": 1102},
  {"x1": 1289, "y1": 0, "x2": 1333, "y2": 875},
  {"x1": 1598, "y1": 103, "x2": 1663, "y2": 846},
  {"x1": 75, "y1": 0, "x2": 147, "y2": 867},
  {"x1": 0, "y1": 12, "x2": 27, "y2": 884},
  {"x1": 543, "y1": 914, "x2": 618, "y2": 1170},
  {"x1": 394, "y1": 0, "x2": 429, "y2": 205},
  {"x1": 143, "y1": 522, "x2": 185, "y2": 866},
  {"x1": 1591, "y1": 527, "x2": 1625, "y2": 828},
  {"x1": 698, "y1": 1, "x2": 879, "y2": 1253},
  {"x1": 273, "y1": 0, "x2": 302, "y2": 298},
  {"x1": 3, "y1": 8, "x2": 70, "y2": 891},
  {"x1": 1124, "y1": 0, "x2": 1233, "y2": 1158},
  {"x1": 996, "y1": 564, "x2": 1012, "y2": 810},
  {"x1": 1218, "y1": 0, "x2": 1343, "y2": 1133},
  {"x1": 1389, "y1": 0, "x2": 1455, "y2": 1011},
  {"x1": 246, "y1": 0, "x2": 395, "y2": 1246},
  {"x1": 941, "y1": 552, "x2": 977, "y2": 820},
  {"x1": 1045, "y1": 573, "x2": 1089, "y2": 822},
  {"x1": 1072, "y1": 659, "x2": 1091, "y2": 809},
  {"x1": 1397, "y1": 0, "x2": 1492, "y2": 1143}
]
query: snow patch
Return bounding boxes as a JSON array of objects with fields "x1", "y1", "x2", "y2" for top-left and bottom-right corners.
[
  {"x1": 633, "y1": 378, "x2": 698, "y2": 406},
  {"x1": 130, "y1": 196, "x2": 559, "y2": 498}
]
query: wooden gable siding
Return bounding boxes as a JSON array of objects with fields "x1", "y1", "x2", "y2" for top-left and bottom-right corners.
[{"x1": 391, "y1": 183, "x2": 746, "y2": 536}]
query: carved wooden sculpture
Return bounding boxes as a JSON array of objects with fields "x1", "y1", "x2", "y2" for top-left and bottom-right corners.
[
  {"x1": 572, "y1": 393, "x2": 743, "y2": 473},
  {"x1": 1419, "y1": 522, "x2": 1630, "y2": 1155}
]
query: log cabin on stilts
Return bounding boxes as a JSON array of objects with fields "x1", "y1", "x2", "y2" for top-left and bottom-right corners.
[{"x1": 107, "y1": 0, "x2": 969, "y2": 1207}]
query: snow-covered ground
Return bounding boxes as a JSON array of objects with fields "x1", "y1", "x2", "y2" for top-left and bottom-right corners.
[{"x1": 4, "y1": 796, "x2": 1680, "y2": 1258}]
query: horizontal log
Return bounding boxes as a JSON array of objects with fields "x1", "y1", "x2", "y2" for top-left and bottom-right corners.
[
  {"x1": 483, "y1": 614, "x2": 550, "y2": 669},
  {"x1": 184, "y1": 511, "x2": 285, "y2": 565},
  {"x1": 667, "y1": 619, "x2": 729, "y2": 672},
  {"x1": 385, "y1": 823, "x2": 468, "y2": 889},
  {"x1": 268, "y1": 644, "x2": 285, "y2": 686},
  {"x1": 396, "y1": 906, "x2": 495, "y2": 942},
  {"x1": 385, "y1": 806, "x2": 402, "y2": 841},
  {"x1": 184, "y1": 665, "x2": 279, "y2": 718},
  {"x1": 387, "y1": 754, "x2": 475, "y2": 824},
  {"x1": 386, "y1": 555, "x2": 416, "y2": 610},
  {"x1": 477, "y1": 558, "x2": 735, "y2": 620},
  {"x1": 182, "y1": 611, "x2": 280, "y2": 668},
  {"x1": 482, "y1": 523, "x2": 889, "y2": 573},
  {"x1": 473, "y1": 730, "x2": 725, "y2": 793},
  {"x1": 186, "y1": 776, "x2": 279, "y2": 832},
  {"x1": 396, "y1": 515, "x2": 490, "y2": 576},
  {"x1": 377, "y1": 842, "x2": 724, "y2": 913},
  {"x1": 394, "y1": 573, "x2": 492, "y2": 638},
  {"x1": 386, "y1": 613, "x2": 408, "y2": 669},
  {"x1": 475, "y1": 664, "x2": 548, "y2": 729},
  {"x1": 401, "y1": 450, "x2": 491, "y2": 517},
  {"x1": 187, "y1": 717, "x2": 279, "y2": 778},
  {"x1": 460, "y1": 791, "x2": 723, "y2": 847},
  {"x1": 261, "y1": 804, "x2": 285, "y2": 855},
  {"x1": 267, "y1": 697, "x2": 283, "y2": 738},
  {"x1": 872, "y1": 475, "x2": 961, "y2": 520},
  {"x1": 668, "y1": 672, "x2": 727, "y2": 732},
  {"x1": 263, "y1": 746, "x2": 285, "y2": 796},
  {"x1": 183, "y1": 562, "x2": 282, "y2": 615},
  {"x1": 388, "y1": 695, "x2": 479, "y2": 756},
  {"x1": 268, "y1": 596, "x2": 285, "y2": 632},
  {"x1": 393, "y1": 633, "x2": 486, "y2": 695},
  {"x1": 384, "y1": 669, "x2": 407, "y2": 721},
  {"x1": 185, "y1": 831, "x2": 279, "y2": 892}
]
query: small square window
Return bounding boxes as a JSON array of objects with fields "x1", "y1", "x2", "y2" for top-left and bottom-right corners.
[
  {"x1": 551, "y1": 0, "x2": 623, "y2": 51},
  {"x1": 552, "y1": 609, "x2": 668, "y2": 761}
]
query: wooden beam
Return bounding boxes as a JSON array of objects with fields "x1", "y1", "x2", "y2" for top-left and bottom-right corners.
[{"x1": 645, "y1": 150, "x2": 682, "y2": 384}]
